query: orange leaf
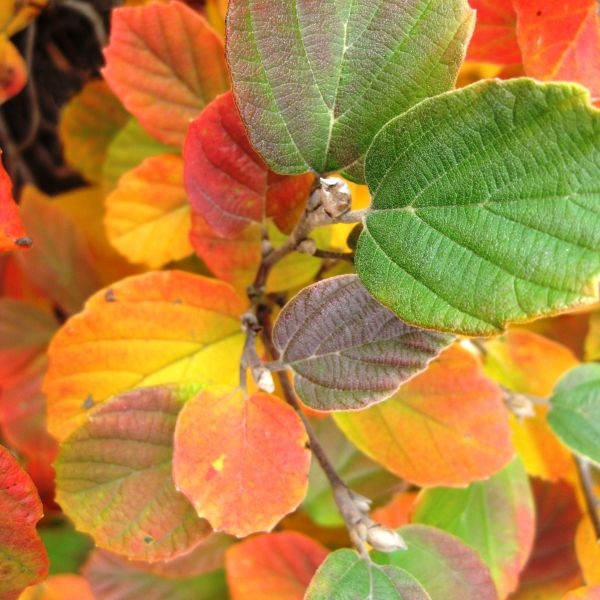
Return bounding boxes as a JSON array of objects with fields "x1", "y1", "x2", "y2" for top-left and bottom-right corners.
[
  {"x1": 466, "y1": 0, "x2": 522, "y2": 65},
  {"x1": 0, "y1": 35, "x2": 26, "y2": 104},
  {"x1": 484, "y1": 330, "x2": 578, "y2": 481},
  {"x1": 575, "y1": 515, "x2": 600, "y2": 585},
  {"x1": 183, "y1": 91, "x2": 312, "y2": 236},
  {"x1": 44, "y1": 271, "x2": 246, "y2": 441},
  {"x1": 514, "y1": 0, "x2": 600, "y2": 99},
  {"x1": 0, "y1": 445, "x2": 48, "y2": 600},
  {"x1": 105, "y1": 153, "x2": 193, "y2": 268},
  {"x1": 18, "y1": 575, "x2": 95, "y2": 600},
  {"x1": 102, "y1": 0, "x2": 229, "y2": 146},
  {"x1": 173, "y1": 387, "x2": 310, "y2": 537},
  {"x1": 59, "y1": 79, "x2": 129, "y2": 184},
  {"x1": 0, "y1": 151, "x2": 29, "y2": 251},
  {"x1": 563, "y1": 587, "x2": 600, "y2": 599},
  {"x1": 53, "y1": 186, "x2": 143, "y2": 286},
  {"x1": 17, "y1": 187, "x2": 102, "y2": 315},
  {"x1": 225, "y1": 531, "x2": 328, "y2": 600},
  {"x1": 205, "y1": 0, "x2": 227, "y2": 36},
  {"x1": 372, "y1": 491, "x2": 417, "y2": 530},
  {"x1": 334, "y1": 344, "x2": 513, "y2": 487}
]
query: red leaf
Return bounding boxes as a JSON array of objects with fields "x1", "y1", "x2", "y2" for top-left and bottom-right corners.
[
  {"x1": 0, "y1": 152, "x2": 30, "y2": 251},
  {"x1": 467, "y1": 0, "x2": 522, "y2": 65},
  {"x1": 0, "y1": 445, "x2": 48, "y2": 600},
  {"x1": 514, "y1": 0, "x2": 600, "y2": 98},
  {"x1": 102, "y1": 0, "x2": 229, "y2": 146},
  {"x1": 226, "y1": 531, "x2": 328, "y2": 600},
  {"x1": 184, "y1": 91, "x2": 312, "y2": 236},
  {"x1": 173, "y1": 387, "x2": 311, "y2": 537}
]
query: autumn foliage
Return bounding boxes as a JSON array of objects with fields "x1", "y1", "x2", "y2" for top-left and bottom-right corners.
[{"x1": 1, "y1": 0, "x2": 600, "y2": 599}]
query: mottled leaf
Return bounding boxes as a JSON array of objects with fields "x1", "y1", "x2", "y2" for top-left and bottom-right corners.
[
  {"x1": 184, "y1": 91, "x2": 312, "y2": 236},
  {"x1": 17, "y1": 187, "x2": 101, "y2": 315},
  {"x1": 226, "y1": 0, "x2": 474, "y2": 180},
  {"x1": 548, "y1": 364, "x2": 600, "y2": 464},
  {"x1": 59, "y1": 79, "x2": 129, "y2": 184},
  {"x1": 84, "y1": 550, "x2": 229, "y2": 600},
  {"x1": 334, "y1": 345, "x2": 512, "y2": 487},
  {"x1": 0, "y1": 151, "x2": 29, "y2": 251},
  {"x1": 514, "y1": 0, "x2": 600, "y2": 99},
  {"x1": 102, "y1": 119, "x2": 176, "y2": 190},
  {"x1": 44, "y1": 271, "x2": 246, "y2": 440},
  {"x1": 483, "y1": 330, "x2": 577, "y2": 480},
  {"x1": 466, "y1": 0, "x2": 521, "y2": 64},
  {"x1": 0, "y1": 445, "x2": 48, "y2": 600},
  {"x1": 273, "y1": 275, "x2": 453, "y2": 410},
  {"x1": 105, "y1": 153, "x2": 193, "y2": 268},
  {"x1": 103, "y1": 1, "x2": 229, "y2": 146},
  {"x1": 173, "y1": 386, "x2": 310, "y2": 537},
  {"x1": 373, "y1": 525, "x2": 497, "y2": 600},
  {"x1": 305, "y1": 548, "x2": 429, "y2": 600},
  {"x1": 412, "y1": 458, "x2": 535, "y2": 598},
  {"x1": 226, "y1": 531, "x2": 328, "y2": 600},
  {"x1": 303, "y1": 417, "x2": 400, "y2": 528},
  {"x1": 55, "y1": 385, "x2": 211, "y2": 561},
  {"x1": 357, "y1": 79, "x2": 600, "y2": 335}
]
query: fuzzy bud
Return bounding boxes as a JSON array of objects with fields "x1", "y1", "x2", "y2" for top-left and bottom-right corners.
[{"x1": 366, "y1": 525, "x2": 407, "y2": 553}]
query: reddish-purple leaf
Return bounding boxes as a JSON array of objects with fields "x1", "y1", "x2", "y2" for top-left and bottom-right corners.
[{"x1": 273, "y1": 275, "x2": 453, "y2": 411}]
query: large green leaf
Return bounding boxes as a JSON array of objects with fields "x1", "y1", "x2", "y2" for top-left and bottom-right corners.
[
  {"x1": 226, "y1": 0, "x2": 474, "y2": 180},
  {"x1": 305, "y1": 549, "x2": 430, "y2": 600},
  {"x1": 356, "y1": 79, "x2": 600, "y2": 335},
  {"x1": 411, "y1": 458, "x2": 534, "y2": 598},
  {"x1": 548, "y1": 363, "x2": 600, "y2": 464}
]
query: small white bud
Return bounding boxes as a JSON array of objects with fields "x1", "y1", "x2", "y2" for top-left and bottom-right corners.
[{"x1": 366, "y1": 525, "x2": 407, "y2": 553}]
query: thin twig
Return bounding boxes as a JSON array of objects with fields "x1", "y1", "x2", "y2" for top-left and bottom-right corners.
[
  {"x1": 259, "y1": 310, "x2": 404, "y2": 556},
  {"x1": 575, "y1": 456, "x2": 600, "y2": 543},
  {"x1": 311, "y1": 249, "x2": 355, "y2": 262},
  {"x1": 17, "y1": 22, "x2": 40, "y2": 152}
]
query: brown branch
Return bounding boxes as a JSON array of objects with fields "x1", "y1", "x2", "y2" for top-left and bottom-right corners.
[{"x1": 259, "y1": 309, "x2": 405, "y2": 557}]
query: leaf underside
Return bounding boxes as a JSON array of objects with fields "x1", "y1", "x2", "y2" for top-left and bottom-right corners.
[{"x1": 273, "y1": 275, "x2": 453, "y2": 410}]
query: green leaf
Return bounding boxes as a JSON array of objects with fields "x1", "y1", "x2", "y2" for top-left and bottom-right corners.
[
  {"x1": 373, "y1": 525, "x2": 497, "y2": 600},
  {"x1": 302, "y1": 417, "x2": 400, "y2": 527},
  {"x1": 356, "y1": 79, "x2": 600, "y2": 335},
  {"x1": 548, "y1": 363, "x2": 600, "y2": 464},
  {"x1": 226, "y1": 0, "x2": 474, "y2": 181},
  {"x1": 305, "y1": 549, "x2": 430, "y2": 600},
  {"x1": 39, "y1": 522, "x2": 94, "y2": 576},
  {"x1": 54, "y1": 385, "x2": 211, "y2": 562},
  {"x1": 411, "y1": 458, "x2": 534, "y2": 598},
  {"x1": 102, "y1": 119, "x2": 176, "y2": 190}
]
